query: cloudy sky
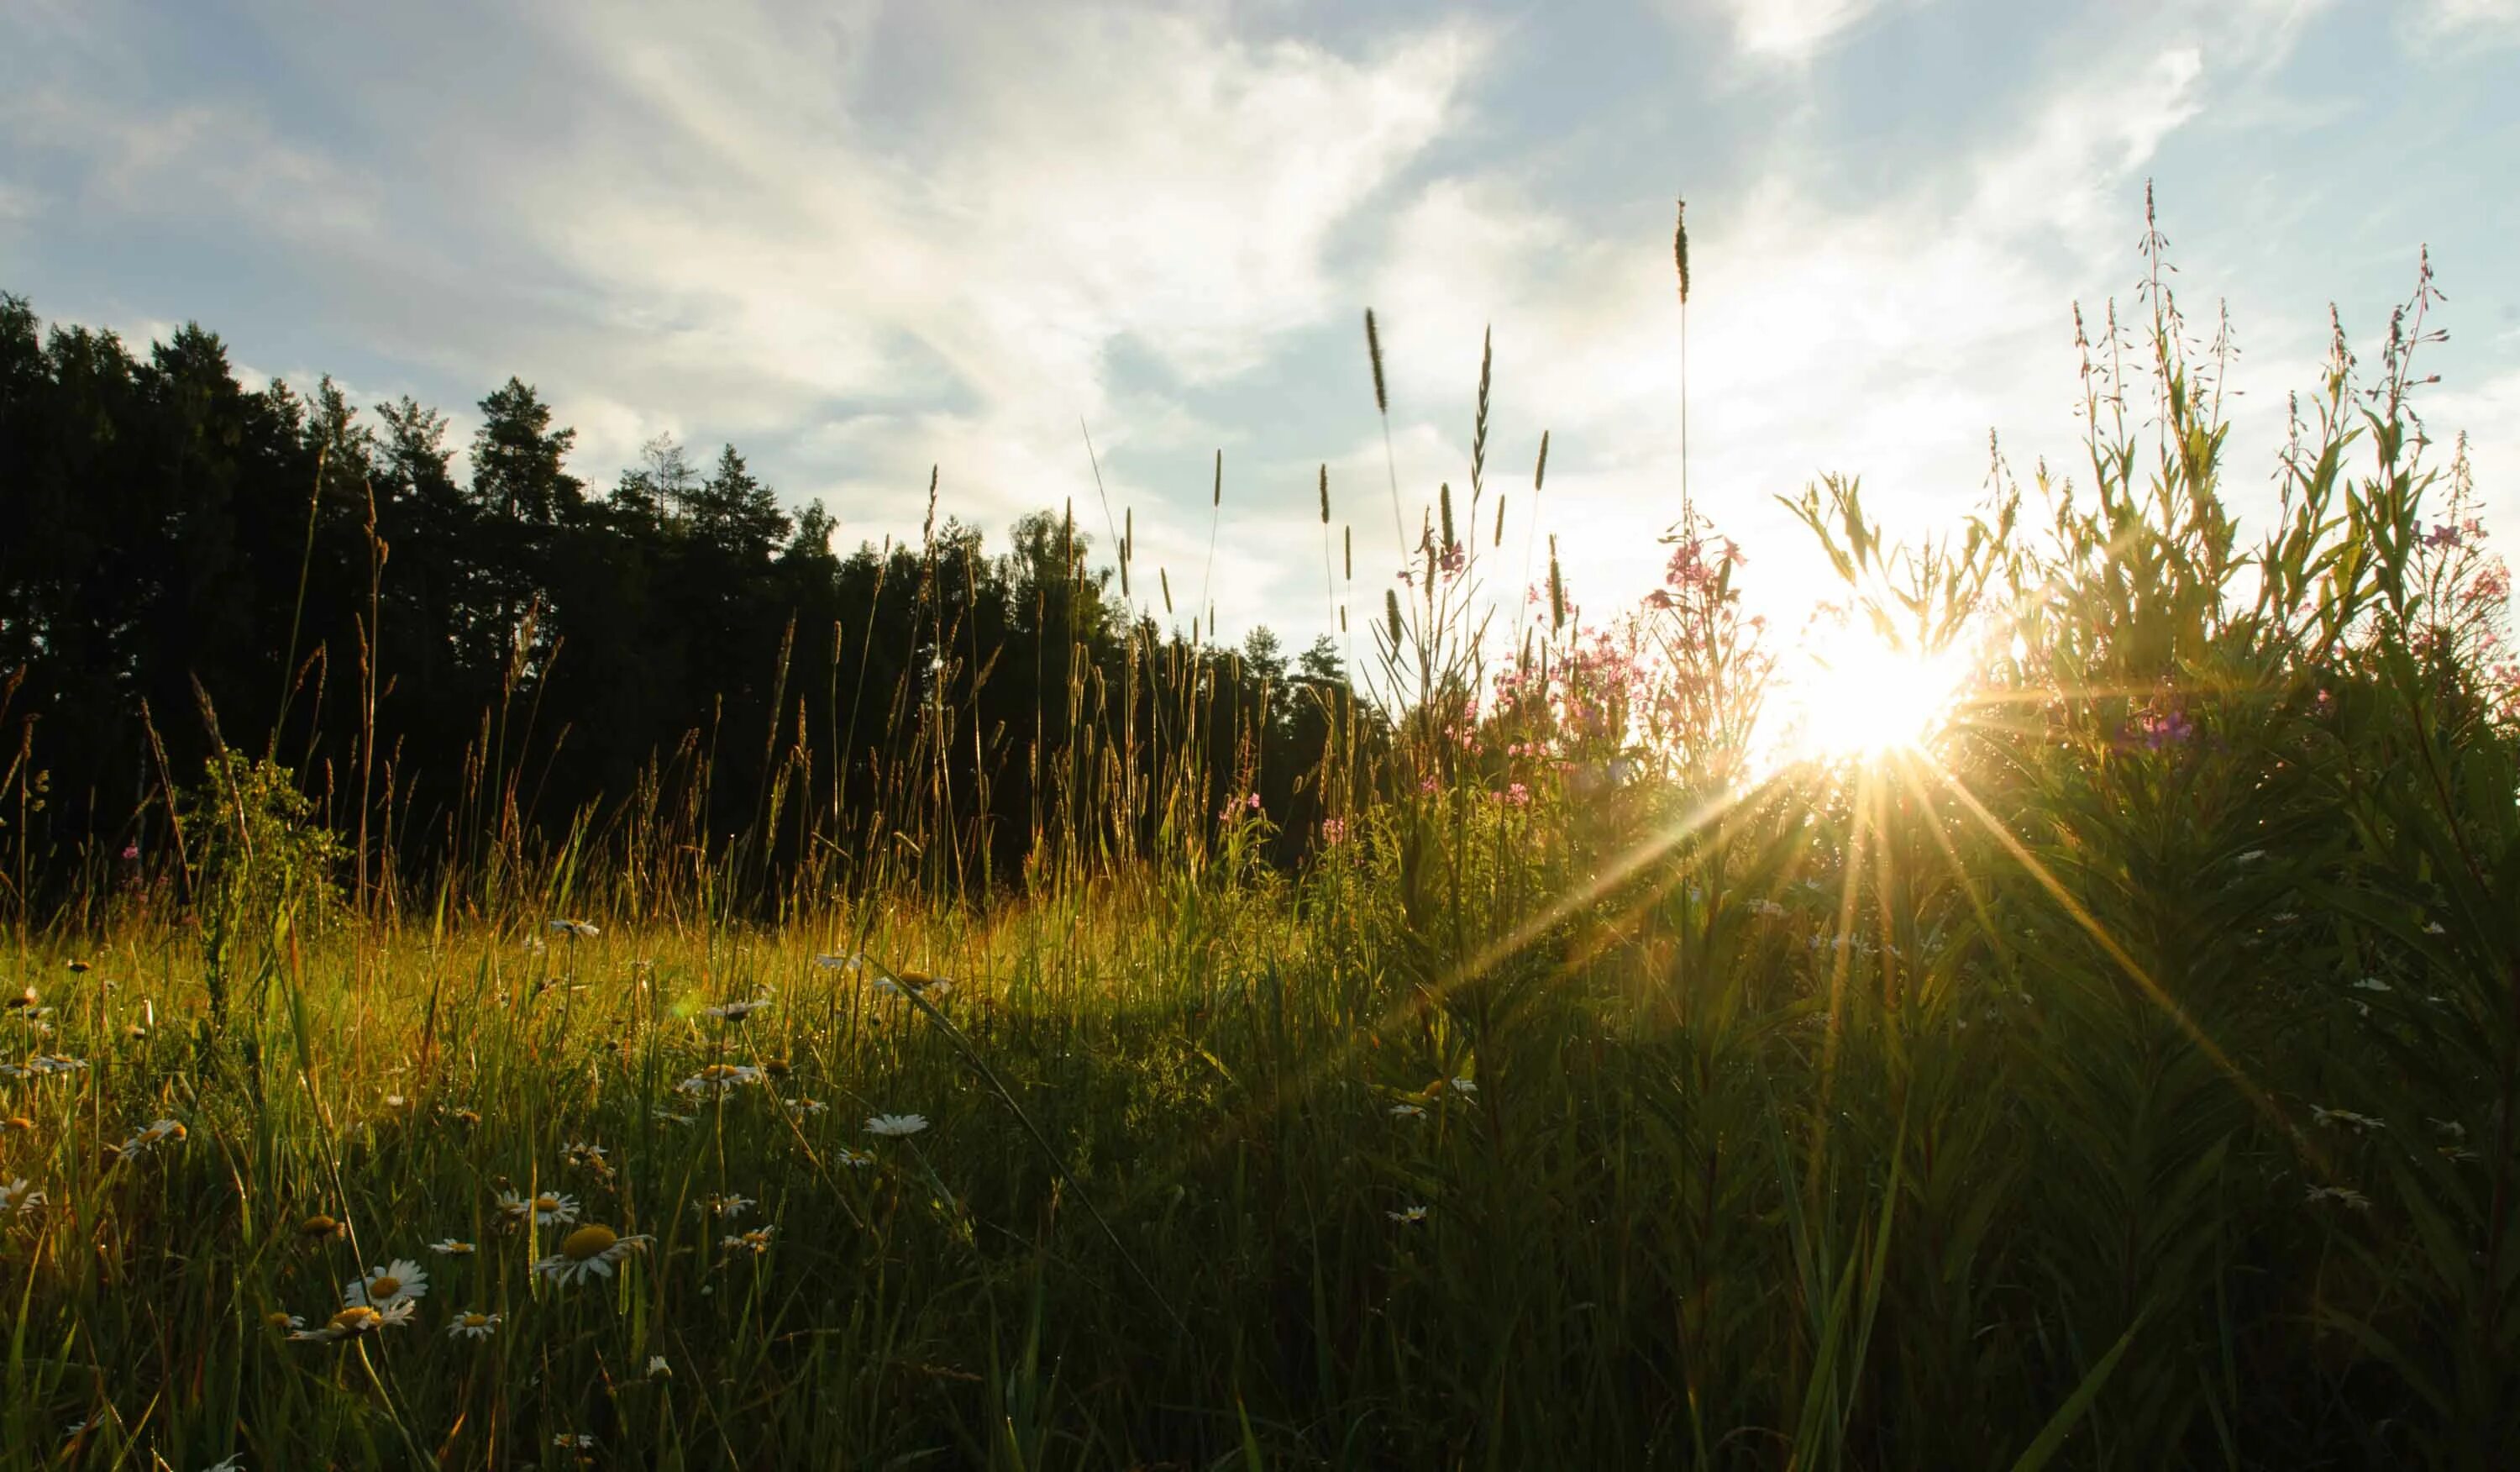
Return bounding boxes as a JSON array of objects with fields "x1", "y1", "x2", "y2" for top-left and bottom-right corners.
[{"x1": 4, "y1": 0, "x2": 2514, "y2": 649}]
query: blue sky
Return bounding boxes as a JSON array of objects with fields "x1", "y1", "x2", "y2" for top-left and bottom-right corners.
[{"x1": 4, "y1": 0, "x2": 2514, "y2": 649}]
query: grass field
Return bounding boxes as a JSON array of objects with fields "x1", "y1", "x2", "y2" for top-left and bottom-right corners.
[{"x1": 3, "y1": 241, "x2": 2518, "y2": 1469}]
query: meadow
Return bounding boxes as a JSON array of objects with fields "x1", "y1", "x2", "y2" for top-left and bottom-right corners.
[{"x1": 3, "y1": 229, "x2": 2517, "y2": 1470}]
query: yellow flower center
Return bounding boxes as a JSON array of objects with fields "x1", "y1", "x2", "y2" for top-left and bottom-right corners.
[
  {"x1": 265, "y1": 1311, "x2": 293, "y2": 1329},
  {"x1": 301, "y1": 1214, "x2": 339, "y2": 1237},
  {"x1": 534, "y1": 1194, "x2": 563, "y2": 1212},
  {"x1": 369, "y1": 1275, "x2": 402, "y2": 1297},
  {"x1": 561, "y1": 1224, "x2": 618, "y2": 1260},
  {"x1": 462, "y1": 1312, "x2": 489, "y2": 1328},
  {"x1": 330, "y1": 1306, "x2": 381, "y2": 1333}
]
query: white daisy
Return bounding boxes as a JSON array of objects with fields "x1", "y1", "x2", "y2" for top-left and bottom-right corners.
[
  {"x1": 496, "y1": 1188, "x2": 581, "y2": 1228},
  {"x1": 549, "y1": 919, "x2": 601, "y2": 938},
  {"x1": 532, "y1": 1223, "x2": 652, "y2": 1286},
  {"x1": 865, "y1": 1113, "x2": 928, "y2": 1138},
  {"x1": 678, "y1": 1063, "x2": 764, "y2": 1098},
  {"x1": 344, "y1": 1259, "x2": 428, "y2": 1310},
  {"x1": 785, "y1": 1096, "x2": 827, "y2": 1117},
  {"x1": 2351, "y1": 977, "x2": 2391, "y2": 993},
  {"x1": 722, "y1": 1226, "x2": 775, "y2": 1254},
  {"x1": 202, "y1": 1454, "x2": 246, "y2": 1471},
  {"x1": 834, "y1": 1146, "x2": 875, "y2": 1168},
  {"x1": 428, "y1": 1238, "x2": 475, "y2": 1256},
  {"x1": 446, "y1": 1310, "x2": 501, "y2": 1340},
  {"x1": 564, "y1": 1140, "x2": 610, "y2": 1172},
  {"x1": 556, "y1": 1433, "x2": 596, "y2": 1449},
  {"x1": 291, "y1": 1300, "x2": 417, "y2": 1341},
  {"x1": 1389, "y1": 1102, "x2": 1426, "y2": 1119},
  {"x1": 116, "y1": 1117, "x2": 186, "y2": 1159},
  {"x1": 0, "y1": 1177, "x2": 43, "y2": 1216},
  {"x1": 647, "y1": 1354, "x2": 672, "y2": 1379},
  {"x1": 813, "y1": 953, "x2": 865, "y2": 972},
  {"x1": 696, "y1": 1192, "x2": 755, "y2": 1219},
  {"x1": 699, "y1": 998, "x2": 773, "y2": 1022},
  {"x1": 1387, "y1": 1204, "x2": 1429, "y2": 1224},
  {"x1": 1449, "y1": 1076, "x2": 1478, "y2": 1096}
]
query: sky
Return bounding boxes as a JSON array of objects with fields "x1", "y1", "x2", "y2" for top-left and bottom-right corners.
[{"x1": 4, "y1": 0, "x2": 2516, "y2": 653}]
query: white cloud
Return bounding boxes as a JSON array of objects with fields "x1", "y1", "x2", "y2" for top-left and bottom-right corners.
[
  {"x1": 1702, "y1": 0, "x2": 1894, "y2": 62},
  {"x1": 2406, "y1": 0, "x2": 2520, "y2": 43}
]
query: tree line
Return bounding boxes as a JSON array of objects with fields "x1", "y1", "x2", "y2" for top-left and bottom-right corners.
[{"x1": 0, "y1": 292, "x2": 1367, "y2": 914}]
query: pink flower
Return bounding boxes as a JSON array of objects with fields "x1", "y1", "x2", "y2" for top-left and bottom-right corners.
[
  {"x1": 1320, "y1": 817, "x2": 1347, "y2": 846},
  {"x1": 119, "y1": 843, "x2": 140, "y2": 862},
  {"x1": 1500, "y1": 782, "x2": 1530, "y2": 807}
]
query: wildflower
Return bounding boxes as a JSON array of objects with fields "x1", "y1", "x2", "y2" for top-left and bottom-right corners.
[
  {"x1": 653, "y1": 1107, "x2": 698, "y2": 1127},
  {"x1": 344, "y1": 1259, "x2": 428, "y2": 1310},
  {"x1": 866, "y1": 1112, "x2": 929, "y2": 1138},
  {"x1": 2303, "y1": 1184, "x2": 2372, "y2": 1212},
  {"x1": 814, "y1": 954, "x2": 866, "y2": 973},
  {"x1": 2310, "y1": 1105, "x2": 2385, "y2": 1132},
  {"x1": 556, "y1": 1434, "x2": 596, "y2": 1449},
  {"x1": 452, "y1": 1107, "x2": 482, "y2": 1127},
  {"x1": 382, "y1": 1093, "x2": 408, "y2": 1109},
  {"x1": 697, "y1": 1192, "x2": 754, "y2": 1220},
  {"x1": 1387, "y1": 1204, "x2": 1429, "y2": 1224},
  {"x1": 1389, "y1": 1102, "x2": 1426, "y2": 1119},
  {"x1": 429, "y1": 1238, "x2": 475, "y2": 1256},
  {"x1": 298, "y1": 1213, "x2": 348, "y2": 1241},
  {"x1": 1499, "y1": 781, "x2": 1530, "y2": 807},
  {"x1": 722, "y1": 1226, "x2": 775, "y2": 1254},
  {"x1": 2351, "y1": 977, "x2": 2391, "y2": 993},
  {"x1": 64, "y1": 959, "x2": 91, "y2": 973},
  {"x1": 0, "y1": 1177, "x2": 44, "y2": 1216},
  {"x1": 16, "y1": 1054, "x2": 87, "y2": 1078},
  {"x1": 2235, "y1": 849, "x2": 2266, "y2": 865},
  {"x1": 549, "y1": 919, "x2": 601, "y2": 938},
  {"x1": 699, "y1": 997, "x2": 772, "y2": 1022},
  {"x1": 785, "y1": 1096, "x2": 827, "y2": 1117},
  {"x1": 496, "y1": 1189, "x2": 581, "y2": 1229},
  {"x1": 834, "y1": 1146, "x2": 875, "y2": 1168},
  {"x1": 113, "y1": 1117, "x2": 186, "y2": 1160},
  {"x1": 532, "y1": 1223, "x2": 651, "y2": 1286},
  {"x1": 1320, "y1": 817, "x2": 1347, "y2": 845},
  {"x1": 1449, "y1": 1076, "x2": 1478, "y2": 1096},
  {"x1": 564, "y1": 1140, "x2": 610, "y2": 1173},
  {"x1": 2423, "y1": 919, "x2": 2448, "y2": 935},
  {"x1": 648, "y1": 1354, "x2": 672, "y2": 1379},
  {"x1": 291, "y1": 1301, "x2": 416, "y2": 1341},
  {"x1": 266, "y1": 1312, "x2": 303, "y2": 1332},
  {"x1": 4, "y1": 986, "x2": 35, "y2": 1010},
  {"x1": 762, "y1": 1055, "x2": 791, "y2": 1077},
  {"x1": 678, "y1": 1063, "x2": 764, "y2": 1098},
  {"x1": 447, "y1": 1310, "x2": 501, "y2": 1340},
  {"x1": 2432, "y1": 1118, "x2": 2467, "y2": 1140}
]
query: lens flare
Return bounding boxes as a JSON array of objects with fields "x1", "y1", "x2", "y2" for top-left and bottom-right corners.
[{"x1": 1764, "y1": 628, "x2": 1970, "y2": 765}]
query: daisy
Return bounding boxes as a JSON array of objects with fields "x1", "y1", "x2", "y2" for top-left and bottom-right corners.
[
  {"x1": 291, "y1": 1300, "x2": 417, "y2": 1341},
  {"x1": 447, "y1": 1310, "x2": 501, "y2": 1340},
  {"x1": 865, "y1": 1112, "x2": 928, "y2": 1138},
  {"x1": 428, "y1": 1238, "x2": 475, "y2": 1256},
  {"x1": 1388, "y1": 1204, "x2": 1429, "y2": 1224},
  {"x1": 564, "y1": 1140, "x2": 611, "y2": 1173},
  {"x1": 2351, "y1": 977, "x2": 2391, "y2": 993},
  {"x1": 1449, "y1": 1076, "x2": 1478, "y2": 1096},
  {"x1": 532, "y1": 1223, "x2": 651, "y2": 1286},
  {"x1": 0, "y1": 1177, "x2": 42, "y2": 1216},
  {"x1": 647, "y1": 1354, "x2": 672, "y2": 1379},
  {"x1": 785, "y1": 1096, "x2": 827, "y2": 1117},
  {"x1": 266, "y1": 1312, "x2": 304, "y2": 1333},
  {"x1": 4, "y1": 986, "x2": 36, "y2": 1010},
  {"x1": 722, "y1": 1226, "x2": 775, "y2": 1254},
  {"x1": 813, "y1": 953, "x2": 865, "y2": 972},
  {"x1": 496, "y1": 1188, "x2": 581, "y2": 1229},
  {"x1": 678, "y1": 1063, "x2": 764, "y2": 1098},
  {"x1": 116, "y1": 1117, "x2": 186, "y2": 1159},
  {"x1": 203, "y1": 1456, "x2": 245, "y2": 1472},
  {"x1": 345, "y1": 1259, "x2": 429, "y2": 1310},
  {"x1": 1389, "y1": 1103, "x2": 1426, "y2": 1119},
  {"x1": 699, "y1": 997, "x2": 772, "y2": 1022},
  {"x1": 548, "y1": 919, "x2": 601, "y2": 938},
  {"x1": 556, "y1": 1434, "x2": 596, "y2": 1449},
  {"x1": 834, "y1": 1146, "x2": 875, "y2": 1168},
  {"x1": 298, "y1": 1213, "x2": 349, "y2": 1241},
  {"x1": 697, "y1": 1192, "x2": 755, "y2": 1219}
]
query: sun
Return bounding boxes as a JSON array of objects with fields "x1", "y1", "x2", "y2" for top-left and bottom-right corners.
[{"x1": 1765, "y1": 627, "x2": 1970, "y2": 765}]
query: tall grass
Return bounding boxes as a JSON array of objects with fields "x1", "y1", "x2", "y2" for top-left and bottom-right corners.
[{"x1": 2, "y1": 213, "x2": 2517, "y2": 1469}]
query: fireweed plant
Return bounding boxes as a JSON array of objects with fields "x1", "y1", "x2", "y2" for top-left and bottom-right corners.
[{"x1": 2, "y1": 210, "x2": 2518, "y2": 1469}]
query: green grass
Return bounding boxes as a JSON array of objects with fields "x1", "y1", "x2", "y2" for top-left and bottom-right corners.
[{"x1": 3, "y1": 229, "x2": 2518, "y2": 1469}]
